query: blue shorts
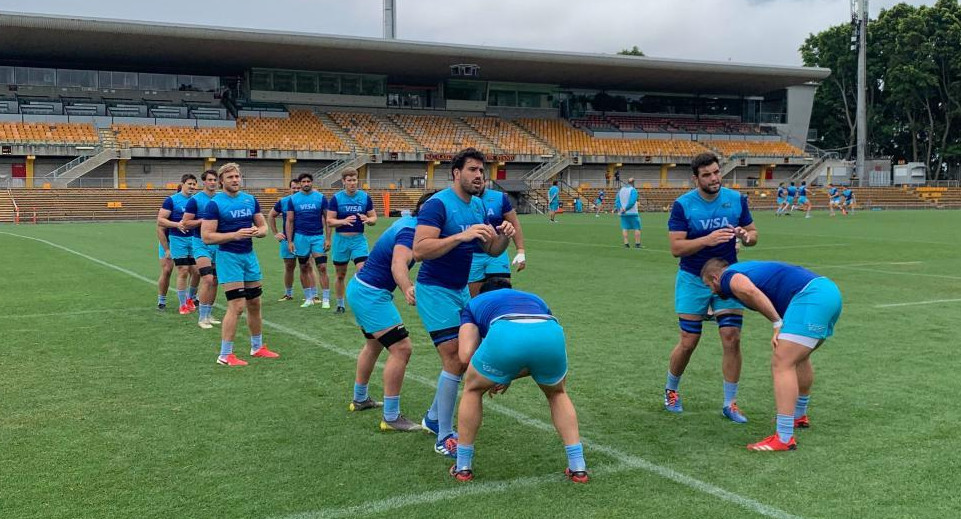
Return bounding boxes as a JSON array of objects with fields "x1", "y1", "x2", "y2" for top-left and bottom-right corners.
[
  {"x1": 549, "y1": 201, "x2": 560, "y2": 211},
  {"x1": 844, "y1": 198, "x2": 854, "y2": 206},
  {"x1": 415, "y1": 282, "x2": 471, "y2": 342},
  {"x1": 798, "y1": 196, "x2": 809, "y2": 205},
  {"x1": 216, "y1": 250, "x2": 262, "y2": 284},
  {"x1": 279, "y1": 239, "x2": 295, "y2": 260},
  {"x1": 192, "y1": 237, "x2": 218, "y2": 262},
  {"x1": 169, "y1": 235, "x2": 194, "y2": 260},
  {"x1": 831, "y1": 197, "x2": 841, "y2": 205},
  {"x1": 347, "y1": 277, "x2": 402, "y2": 334},
  {"x1": 675, "y1": 269, "x2": 745, "y2": 316},
  {"x1": 471, "y1": 320, "x2": 568, "y2": 386},
  {"x1": 620, "y1": 214, "x2": 641, "y2": 230},
  {"x1": 781, "y1": 277, "x2": 842, "y2": 345},
  {"x1": 158, "y1": 243, "x2": 166, "y2": 260},
  {"x1": 776, "y1": 197, "x2": 785, "y2": 205},
  {"x1": 294, "y1": 233, "x2": 326, "y2": 257},
  {"x1": 332, "y1": 233, "x2": 370, "y2": 265},
  {"x1": 468, "y1": 251, "x2": 510, "y2": 283},
  {"x1": 786, "y1": 196, "x2": 796, "y2": 205}
]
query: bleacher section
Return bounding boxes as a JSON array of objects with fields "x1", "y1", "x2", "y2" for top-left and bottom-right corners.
[
  {"x1": 390, "y1": 114, "x2": 492, "y2": 155},
  {"x1": 705, "y1": 140, "x2": 805, "y2": 158},
  {"x1": 462, "y1": 117, "x2": 552, "y2": 156},
  {"x1": 517, "y1": 118, "x2": 710, "y2": 157},
  {"x1": 0, "y1": 122, "x2": 99, "y2": 145},
  {"x1": 328, "y1": 112, "x2": 415, "y2": 153},
  {"x1": 571, "y1": 115, "x2": 773, "y2": 135},
  {"x1": 113, "y1": 111, "x2": 348, "y2": 151}
]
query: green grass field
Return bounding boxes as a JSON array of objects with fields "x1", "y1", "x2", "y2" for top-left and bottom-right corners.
[{"x1": 2, "y1": 210, "x2": 960, "y2": 519}]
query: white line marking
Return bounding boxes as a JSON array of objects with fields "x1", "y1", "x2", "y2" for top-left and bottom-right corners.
[
  {"x1": 827, "y1": 266, "x2": 961, "y2": 281},
  {"x1": 742, "y1": 243, "x2": 849, "y2": 251},
  {"x1": 875, "y1": 298, "x2": 961, "y2": 308},
  {"x1": 0, "y1": 308, "x2": 145, "y2": 319},
  {"x1": 525, "y1": 238, "x2": 670, "y2": 253},
  {"x1": 1, "y1": 231, "x2": 803, "y2": 519}
]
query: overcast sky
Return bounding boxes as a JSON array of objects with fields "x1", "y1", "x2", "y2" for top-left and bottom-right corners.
[{"x1": 0, "y1": 0, "x2": 934, "y2": 66}]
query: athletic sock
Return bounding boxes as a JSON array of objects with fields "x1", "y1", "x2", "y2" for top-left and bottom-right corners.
[
  {"x1": 322, "y1": 289, "x2": 330, "y2": 301},
  {"x1": 188, "y1": 286, "x2": 198, "y2": 300},
  {"x1": 723, "y1": 380, "x2": 739, "y2": 407},
  {"x1": 456, "y1": 444, "x2": 474, "y2": 472},
  {"x1": 353, "y1": 382, "x2": 369, "y2": 403},
  {"x1": 776, "y1": 414, "x2": 794, "y2": 443},
  {"x1": 565, "y1": 443, "x2": 586, "y2": 472},
  {"x1": 199, "y1": 304, "x2": 210, "y2": 321},
  {"x1": 219, "y1": 340, "x2": 233, "y2": 357},
  {"x1": 177, "y1": 290, "x2": 187, "y2": 306},
  {"x1": 666, "y1": 372, "x2": 681, "y2": 392},
  {"x1": 285, "y1": 286, "x2": 293, "y2": 297},
  {"x1": 337, "y1": 298, "x2": 345, "y2": 307},
  {"x1": 158, "y1": 295, "x2": 166, "y2": 305},
  {"x1": 436, "y1": 370, "x2": 462, "y2": 440},
  {"x1": 304, "y1": 287, "x2": 313, "y2": 300},
  {"x1": 250, "y1": 334, "x2": 263, "y2": 353},
  {"x1": 383, "y1": 395, "x2": 400, "y2": 422},
  {"x1": 426, "y1": 394, "x2": 439, "y2": 421},
  {"x1": 795, "y1": 394, "x2": 810, "y2": 419}
]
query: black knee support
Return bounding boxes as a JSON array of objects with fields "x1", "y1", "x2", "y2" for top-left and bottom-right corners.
[
  {"x1": 199, "y1": 265, "x2": 216, "y2": 277},
  {"x1": 173, "y1": 257, "x2": 193, "y2": 267},
  {"x1": 244, "y1": 286, "x2": 263, "y2": 300},
  {"x1": 298, "y1": 256, "x2": 311, "y2": 266},
  {"x1": 377, "y1": 325, "x2": 410, "y2": 348},
  {"x1": 353, "y1": 256, "x2": 368, "y2": 266},
  {"x1": 225, "y1": 288, "x2": 246, "y2": 300}
]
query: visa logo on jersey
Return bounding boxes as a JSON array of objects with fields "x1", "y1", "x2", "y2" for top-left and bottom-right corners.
[
  {"x1": 298, "y1": 203, "x2": 317, "y2": 210},
  {"x1": 698, "y1": 217, "x2": 732, "y2": 230},
  {"x1": 230, "y1": 208, "x2": 253, "y2": 218},
  {"x1": 344, "y1": 204, "x2": 363, "y2": 213}
]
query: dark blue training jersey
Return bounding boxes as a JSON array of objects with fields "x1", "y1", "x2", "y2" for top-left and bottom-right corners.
[
  {"x1": 416, "y1": 188, "x2": 488, "y2": 289},
  {"x1": 162, "y1": 192, "x2": 193, "y2": 238},
  {"x1": 719, "y1": 261, "x2": 821, "y2": 317},
  {"x1": 287, "y1": 190, "x2": 327, "y2": 236},
  {"x1": 184, "y1": 191, "x2": 216, "y2": 238},
  {"x1": 355, "y1": 215, "x2": 417, "y2": 292},
  {"x1": 329, "y1": 190, "x2": 374, "y2": 234},
  {"x1": 668, "y1": 187, "x2": 753, "y2": 276},
  {"x1": 204, "y1": 191, "x2": 261, "y2": 254},
  {"x1": 460, "y1": 288, "x2": 554, "y2": 338}
]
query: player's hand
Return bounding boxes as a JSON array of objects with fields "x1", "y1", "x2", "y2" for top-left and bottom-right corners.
[
  {"x1": 771, "y1": 327, "x2": 781, "y2": 350},
  {"x1": 288, "y1": 242, "x2": 296, "y2": 254},
  {"x1": 496, "y1": 221, "x2": 515, "y2": 238},
  {"x1": 487, "y1": 383, "x2": 510, "y2": 397},
  {"x1": 512, "y1": 251, "x2": 526, "y2": 271},
  {"x1": 345, "y1": 215, "x2": 358, "y2": 225},
  {"x1": 163, "y1": 250, "x2": 171, "y2": 259},
  {"x1": 733, "y1": 226, "x2": 752, "y2": 244},
  {"x1": 274, "y1": 232, "x2": 285, "y2": 241},
  {"x1": 703, "y1": 227, "x2": 736, "y2": 246},
  {"x1": 177, "y1": 223, "x2": 188, "y2": 234},
  {"x1": 404, "y1": 285, "x2": 416, "y2": 305},
  {"x1": 459, "y1": 224, "x2": 495, "y2": 243},
  {"x1": 324, "y1": 239, "x2": 331, "y2": 252}
]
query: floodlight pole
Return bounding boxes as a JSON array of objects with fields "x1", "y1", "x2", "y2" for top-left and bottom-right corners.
[
  {"x1": 854, "y1": 0, "x2": 868, "y2": 186},
  {"x1": 384, "y1": 0, "x2": 397, "y2": 39}
]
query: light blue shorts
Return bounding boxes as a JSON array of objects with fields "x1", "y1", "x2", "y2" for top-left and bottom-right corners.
[
  {"x1": 831, "y1": 197, "x2": 841, "y2": 205},
  {"x1": 347, "y1": 278, "x2": 402, "y2": 334},
  {"x1": 216, "y1": 250, "x2": 262, "y2": 284},
  {"x1": 468, "y1": 251, "x2": 510, "y2": 283},
  {"x1": 798, "y1": 196, "x2": 809, "y2": 205},
  {"x1": 620, "y1": 214, "x2": 641, "y2": 230},
  {"x1": 157, "y1": 243, "x2": 166, "y2": 260},
  {"x1": 192, "y1": 237, "x2": 218, "y2": 262},
  {"x1": 294, "y1": 233, "x2": 326, "y2": 257},
  {"x1": 776, "y1": 197, "x2": 785, "y2": 205},
  {"x1": 781, "y1": 277, "x2": 842, "y2": 345},
  {"x1": 471, "y1": 320, "x2": 568, "y2": 386},
  {"x1": 332, "y1": 233, "x2": 370, "y2": 265},
  {"x1": 675, "y1": 269, "x2": 745, "y2": 316},
  {"x1": 786, "y1": 196, "x2": 796, "y2": 205},
  {"x1": 549, "y1": 201, "x2": 560, "y2": 211},
  {"x1": 415, "y1": 282, "x2": 471, "y2": 343},
  {"x1": 169, "y1": 234, "x2": 194, "y2": 260},
  {"x1": 279, "y1": 239, "x2": 295, "y2": 260}
]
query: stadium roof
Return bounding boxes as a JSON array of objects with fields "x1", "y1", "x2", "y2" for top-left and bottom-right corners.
[{"x1": 0, "y1": 12, "x2": 830, "y2": 96}]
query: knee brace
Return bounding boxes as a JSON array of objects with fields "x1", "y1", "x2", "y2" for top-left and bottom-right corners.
[
  {"x1": 678, "y1": 318, "x2": 703, "y2": 334},
  {"x1": 297, "y1": 256, "x2": 311, "y2": 266},
  {"x1": 225, "y1": 288, "x2": 246, "y2": 301},
  {"x1": 362, "y1": 330, "x2": 375, "y2": 340},
  {"x1": 244, "y1": 286, "x2": 263, "y2": 300},
  {"x1": 198, "y1": 265, "x2": 216, "y2": 277},
  {"x1": 377, "y1": 325, "x2": 410, "y2": 348},
  {"x1": 716, "y1": 314, "x2": 744, "y2": 329}
]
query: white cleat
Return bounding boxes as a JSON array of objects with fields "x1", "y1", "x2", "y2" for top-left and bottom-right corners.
[
  {"x1": 206, "y1": 316, "x2": 221, "y2": 325},
  {"x1": 322, "y1": 300, "x2": 331, "y2": 309},
  {"x1": 198, "y1": 319, "x2": 213, "y2": 329}
]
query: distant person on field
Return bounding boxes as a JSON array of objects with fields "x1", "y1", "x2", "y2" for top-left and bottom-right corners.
[
  {"x1": 797, "y1": 181, "x2": 812, "y2": 218},
  {"x1": 547, "y1": 180, "x2": 560, "y2": 223},
  {"x1": 615, "y1": 178, "x2": 642, "y2": 248},
  {"x1": 842, "y1": 187, "x2": 854, "y2": 215},
  {"x1": 286, "y1": 173, "x2": 330, "y2": 308},
  {"x1": 156, "y1": 224, "x2": 173, "y2": 310},
  {"x1": 593, "y1": 189, "x2": 605, "y2": 217},
  {"x1": 327, "y1": 168, "x2": 377, "y2": 314},
  {"x1": 268, "y1": 180, "x2": 302, "y2": 301},
  {"x1": 775, "y1": 182, "x2": 789, "y2": 216},
  {"x1": 157, "y1": 174, "x2": 199, "y2": 315},
  {"x1": 181, "y1": 169, "x2": 222, "y2": 328},
  {"x1": 826, "y1": 183, "x2": 841, "y2": 217},
  {"x1": 786, "y1": 181, "x2": 798, "y2": 211}
]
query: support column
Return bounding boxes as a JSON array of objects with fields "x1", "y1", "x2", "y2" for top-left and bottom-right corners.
[
  {"x1": 283, "y1": 158, "x2": 296, "y2": 186},
  {"x1": 358, "y1": 164, "x2": 369, "y2": 188},
  {"x1": 659, "y1": 164, "x2": 670, "y2": 187},
  {"x1": 426, "y1": 161, "x2": 437, "y2": 189},
  {"x1": 204, "y1": 157, "x2": 216, "y2": 174},
  {"x1": 25, "y1": 155, "x2": 35, "y2": 188},
  {"x1": 117, "y1": 159, "x2": 128, "y2": 189},
  {"x1": 606, "y1": 163, "x2": 618, "y2": 188},
  {"x1": 759, "y1": 166, "x2": 767, "y2": 188}
]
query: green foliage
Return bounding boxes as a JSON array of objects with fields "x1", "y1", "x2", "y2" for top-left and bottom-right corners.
[{"x1": 618, "y1": 45, "x2": 645, "y2": 56}]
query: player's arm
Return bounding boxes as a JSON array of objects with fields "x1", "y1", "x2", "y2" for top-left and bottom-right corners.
[
  {"x1": 360, "y1": 208, "x2": 378, "y2": 227},
  {"x1": 669, "y1": 229, "x2": 734, "y2": 257},
  {"x1": 252, "y1": 212, "x2": 268, "y2": 238},
  {"x1": 457, "y1": 322, "x2": 481, "y2": 365},
  {"x1": 727, "y1": 273, "x2": 780, "y2": 324},
  {"x1": 156, "y1": 207, "x2": 179, "y2": 229},
  {"x1": 503, "y1": 210, "x2": 526, "y2": 271},
  {"x1": 156, "y1": 225, "x2": 171, "y2": 256},
  {"x1": 181, "y1": 212, "x2": 202, "y2": 230},
  {"x1": 285, "y1": 209, "x2": 296, "y2": 244},
  {"x1": 733, "y1": 222, "x2": 758, "y2": 247},
  {"x1": 482, "y1": 224, "x2": 513, "y2": 257},
  {"x1": 202, "y1": 218, "x2": 238, "y2": 245},
  {"x1": 267, "y1": 206, "x2": 283, "y2": 239},
  {"x1": 325, "y1": 208, "x2": 347, "y2": 228},
  {"x1": 391, "y1": 244, "x2": 416, "y2": 305}
]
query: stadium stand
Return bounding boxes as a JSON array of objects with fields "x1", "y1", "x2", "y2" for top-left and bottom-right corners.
[
  {"x1": 0, "y1": 122, "x2": 99, "y2": 145},
  {"x1": 704, "y1": 140, "x2": 806, "y2": 158},
  {"x1": 390, "y1": 114, "x2": 493, "y2": 155},
  {"x1": 462, "y1": 117, "x2": 553, "y2": 156},
  {"x1": 516, "y1": 118, "x2": 711, "y2": 157},
  {"x1": 328, "y1": 111, "x2": 416, "y2": 153}
]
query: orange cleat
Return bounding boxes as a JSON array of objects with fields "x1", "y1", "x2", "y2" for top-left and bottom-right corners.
[
  {"x1": 251, "y1": 346, "x2": 280, "y2": 358},
  {"x1": 794, "y1": 415, "x2": 810, "y2": 428},
  {"x1": 449, "y1": 465, "x2": 474, "y2": 482},
  {"x1": 217, "y1": 354, "x2": 248, "y2": 367},
  {"x1": 747, "y1": 434, "x2": 796, "y2": 452},
  {"x1": 565, "y1": 468, "x2": 589, "y2": 483},
  {"x1": 185, "y1": 298, "x2": 197, "y2": 312},
  {"x1": 178, "y1": 304, "x2": 190, "y2": 315}
]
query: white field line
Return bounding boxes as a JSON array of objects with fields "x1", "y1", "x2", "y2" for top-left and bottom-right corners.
[
  {"x1": 1, "y1": 231, "x2": 803, "y2": 519},
  {"x1": 875, "y1": 298, "x2": 961, "y2": 308},
  {"x1": 826, "y1": 265, "x2": 961, "y2": 281},
  {"x1": 0, "y1": 308, "x2": 144, "y2": 319}
]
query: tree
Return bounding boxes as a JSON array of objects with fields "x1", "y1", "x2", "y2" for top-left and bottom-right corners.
[{"x1": 618, "y1": 46, "x2": 645, "y2": 56}]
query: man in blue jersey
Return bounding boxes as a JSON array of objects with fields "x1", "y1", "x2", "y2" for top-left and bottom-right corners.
[
  {"x1": 786, "y1": 181, "x2": 798, "y2": 211},
  {"x1": 156, "y1": 224, "x2": 173, "y2": 310},
  {"x1": 286, "y1": 173, "x2": 330, "y2": 308},
  {"x1": 616, "y1": 177, "x2": 642, "y2": 248},
  {"x1": 593, "y1": 189, "x2": 605, "y2": 217},
  {"x1": 701, "y1": 258, "x2": 842, "y2": 451},
  {"x1": 797, "y1": 181, "x2": 812, "y2": 219},
  {"x1": 664, "y1": 152, "x2": 758, "y2": 423},
  {"x1": 775, "y1": 183, "x2": 788, "y2": 216},
  {"x1": 268, "y1": 180, "x2": 302, "y2": 301},
  {"x1": 548, "y1": 180, "x2": 560, "y2": 223},
  {"x1": 841, "y1": 187, "x2": 854, "y2": 215},
  {"x1": 413, "y1": 147, "x2": 516, "y2": 458},
  {"x1": 467, "y1": 183, "x2": 526, "y2": 297},
  {"x1": 327, "y1": 168, "x2": 377, "y2": 314},
  {"x1": 157, "y1": 174, "x2": 200, "y2": 315},
  {"x1": 826, "y1": 183, "x2": 842, "y2": 217},
  {"x1": 181, "y1": 170, "x2": 222, "y2": 329},
  {"x1": 202, "y1": 163, "x2": 279, "y2": 367},
  {"x1": 450, "y1": 278, "x2": 588, "y2": 483},
  {"x1": 347, "y1": 191, "x2": 437, "y2": 431}
]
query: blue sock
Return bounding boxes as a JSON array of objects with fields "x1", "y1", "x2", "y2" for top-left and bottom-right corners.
[
  {"x1": 723, "y1": 380, "x2": 738, "y2": 407},
  {"x1": 285, "y1": 286, "x2": 293, "y2": 297},
  {"x1": 304, "y1": 287, "x2": 312, "y2": 300},
  {"x1": 198, "y1": 304, "x2": 209, "y2": 321},
  {"x1": 188, "y1": 286, "x2": 198, "y2": 300},
  {"x1": 666, "y1": 372, "x2": 680, "y2": 392},
  {"x1": 250, "y1": 334, "x2": 263, "y2": 353},
  {"x1": 436, "y1": 370, "x2": 462, "y2": 440},
  {"x1": 219, "y1": 340, "x2": 233, "y2": 357},
  {"x1": 426, "y1": 394, "x2": 439, "y2": 421},
  {"x1": 177, "y1": 290, "x2": 187, "y2": 306},
  {"x1": 456, "y1": 444, "x2": 475, "y2": 472},
  {"x1": 795, "y1": 395, "x2": 810, "y2": 419},
  {"x1": 158, "y1": 294, "x2": 166, "y2": 305},
  {"x1": 353, "y1": 382, "x2": 369, "y2": 402},
  {"x1": 776, "y1": 414, "x2": 794, "y2": 443},
  {"x1": 565, "y1": 443, "x2": 586, "y2": 472},
  {"x1": 383, "y1": 395, "x2": 400, "y2": 421},
  {"x1": 337, "y1": 298, "x2": 345, "y2": 307},
  {"x1": 323, "y1": 289, "x2": 330, "y2": 301}
]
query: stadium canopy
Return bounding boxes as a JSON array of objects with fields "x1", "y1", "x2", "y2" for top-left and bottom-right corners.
[{"x1": 0, "y1": 12, "x2": 829, "y2": 96}]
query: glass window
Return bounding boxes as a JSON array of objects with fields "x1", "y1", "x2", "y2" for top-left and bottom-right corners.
[
  {"x1": 341, "y1": 75, "x2": 361, "y2": 95},
  {"x1": 296, "y1": 73, "x2": 318, "y2": 94},
  {"x1": 272, "y1": 72, "x2": 295, "y2": 92},
  {"x1": 57, "y1": 69, "x2": 98, "y2": 88},
  {"x1": 318, "y1": 73, "x2": 339, "y2": 94},
  {"x1": 489, "y1": 89, "x2": 516, "y2": 107},
  {"x1": 101, "y1": 71, "x2": 139, "y2": 89},
  {"x1": 0, "y1": 66, "x2": 14, "y2": 84},
  {"x1": 361, "y1": 76, "x2": 385, "y2": 96},
  {"x1": 250, "y1": 70, "x2": 272, "y2": 91},
  {"x1": 446, "y1": 80, "x2": 487, "y2": 101},
  {"x1": 517, "y1": 91, "x2": 543, "y2": 108},
  {"x1": 140, "y1": 73, "x2": 177, "y2": 91},
  {"x1": 19, "y1": 67, "x2": 56, "y2": 86},
  {"x1": 192, "y1": 76, "x2": 218, "y2": 92}
]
